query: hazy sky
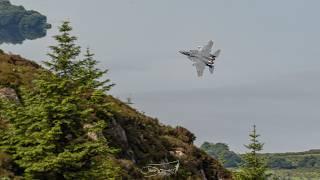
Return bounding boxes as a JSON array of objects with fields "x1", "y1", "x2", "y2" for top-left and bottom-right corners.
[{"x1": 2, "y1": 0, "x2": 320, "y2": 152}]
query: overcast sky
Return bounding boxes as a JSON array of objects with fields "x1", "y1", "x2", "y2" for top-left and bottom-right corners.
[{"x1": 2, "y1": 0, "x2": 320, "y2": 153}]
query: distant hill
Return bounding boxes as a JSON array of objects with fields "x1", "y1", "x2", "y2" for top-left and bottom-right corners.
[
  {"x1": 0, "y1": 0, "x2": 51, "y2": 44},
  {"x1": 264, "y1": 149, "x2": 320, "y2": 169},
  {"x1": 0, "y1": 52, "x2": 231, "y2": 179},
  {"x1": 201, "y1": 142, "x2": 242, "y2": 168},
  {"x1": 200, "y1": 141, "x2": 320, "y2": 170}
]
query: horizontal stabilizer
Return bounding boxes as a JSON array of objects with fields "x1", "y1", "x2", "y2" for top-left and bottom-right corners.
[
  {"x1": 200, "y1": 40, "x2": 214, "y2": 56},
  {"x1": 209, "y1": 66, "x2": 214, "y2": 74}
]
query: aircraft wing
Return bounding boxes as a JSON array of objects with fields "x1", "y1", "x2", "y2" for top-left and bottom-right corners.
[
  {"x1": 213, "y1": 49, "x2": 221, "y2": 58},
  {"x1": 190, "y1": 49, "x2": 199, "y2": 54},
  {"x1": 188, "y1": 56, "x2": 197, "y2": 62},
  {"x1": 200, "y1": 40, "x2": 213, "y2": 56},
  {"x1": 193, "y1": 61, "x2": 206, "y2": 77}
]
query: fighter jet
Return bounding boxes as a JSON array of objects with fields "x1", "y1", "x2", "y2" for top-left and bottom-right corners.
[{"x1": 179, "y1": 40, "x2": 221, "y2": 77}]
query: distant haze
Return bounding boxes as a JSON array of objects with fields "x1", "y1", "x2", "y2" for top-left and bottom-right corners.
[{"x1": 2, "y1": 0, "x2": 320, "y2": 153}]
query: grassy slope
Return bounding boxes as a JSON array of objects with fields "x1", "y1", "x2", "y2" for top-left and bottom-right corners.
[
  {"x1": 0, "y1": 51, "x2": 231, "y2": 179},
  {"x1": 269, "y1": 168, "x2": 320, "y2": 180},
  {"x1": 0, "y1": 52, "x2": 40, "y2": 87},
  {"x1": 263, "y1": 150, "x2": 320, "y2": 165}
]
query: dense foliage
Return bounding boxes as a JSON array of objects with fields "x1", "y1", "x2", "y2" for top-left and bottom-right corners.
[
  {"x1": 0, "y1": 21, "x2": 119, "y2": 179},
  {"x1": 0, "y1": 0, "x2": 51, "y2": 44},
  {"x1": 201, "y1": 142, "x2": 242, "y2": 167},
  {"x1": 264, "y1": 150, "x2": 320, "y2": 169}
]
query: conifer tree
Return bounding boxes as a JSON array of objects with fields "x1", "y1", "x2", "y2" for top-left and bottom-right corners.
[
  {"x1": 45, "y1": 21, "x2": 80, "y2": 77},
  {"x1": 234, "y1": 125, "x2": 269, "y2": 180},
  {"x1": 0, "y1": 21, "x2": 119, "y2": 179},
  {"x1": 75, "y1": 47, "x2": 115, "y2": 91}
]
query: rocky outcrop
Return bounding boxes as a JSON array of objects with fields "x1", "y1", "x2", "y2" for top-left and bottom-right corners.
[
  {"x1": 83, "y1": 124, "x2": 99, "y2": 141},
  {"x1": 0, "y1": 87, "x2": 18, "y2": 102},
  {"x1": 104, "y1": 119, "x2": 136, "y2": 163},
  {"x1": 104, "y1": 97, "x2": 232, "y2": 179}
]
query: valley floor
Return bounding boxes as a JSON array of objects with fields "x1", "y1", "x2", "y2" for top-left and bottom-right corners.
[{"x1": 269, "y1": 168, "x2": 320, "y2": 180}]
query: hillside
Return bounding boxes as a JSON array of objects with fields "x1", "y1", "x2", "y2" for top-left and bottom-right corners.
[{"x1": 0, "y1": 51, "x2": 231, "y2": 179}]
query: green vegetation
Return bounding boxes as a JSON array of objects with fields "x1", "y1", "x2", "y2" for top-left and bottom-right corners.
[
  {"x1": 201, "y1": 138, "x2": 320, "y2": 179},
  {"x1": 201, "y1": 142, "x2": 242, "y2": 167},
  {"x1": 269, "y1": 168, "x2": 320, "y2": 179},
  {"x1": 0, "y1": 21, "x2": 119, "y2": 179},
  {"x1": 233, "y1": 125, "x2": 269, "y2": 180},
  {"x1": 0, "y1": 0, "x2": 51, "y2": 44},
  {"x1": 265, "y1": 150, "x2": 320, "y2": 179},
  {"x1": 264, "y1": 150, "x2": 320, "y2": 169},
  {"x1": 201, "y1": 141, "x2": 320, "y2": 169},
  {"x1": 0, "y1": 22, "x2": 231, "y2": 179}
]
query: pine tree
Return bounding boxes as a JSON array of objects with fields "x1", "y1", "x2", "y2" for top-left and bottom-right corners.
[
  {"x1": 45, "y1": 21, "x2": 80, "y2": 77},
  {"x1": 234, "y1": 125, "x2": 269, "y2": 180},
  {"x1": 0, "y1": 21, "x2": 119, "y2": 179},
  {"x1": 75, "y1": 47, "x2": 115, "y2": 91}
]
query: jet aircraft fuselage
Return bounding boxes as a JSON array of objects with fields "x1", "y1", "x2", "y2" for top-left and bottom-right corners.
[
  {"x1": 179, "y1": 40, "x2": 221, "y2": 77},
  {"x1": 179, "y1": 50, "x2": 216, "y2": 67},
  {"x1": 179, "y1": 40, "x2": 220, "y2": 77}
]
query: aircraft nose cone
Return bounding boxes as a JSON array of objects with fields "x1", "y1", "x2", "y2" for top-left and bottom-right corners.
[{"x1": 179, "y1": 50, "x2": 187, "y2": 55}]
